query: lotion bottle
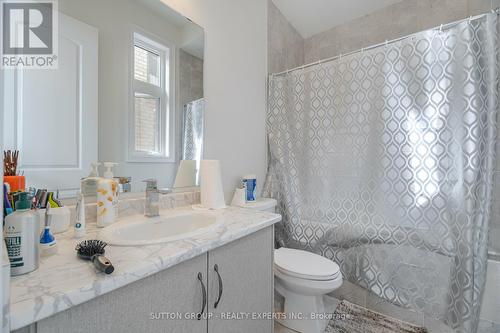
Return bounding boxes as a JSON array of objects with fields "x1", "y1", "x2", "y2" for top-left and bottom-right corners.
[
  {"x1": 4, "y1": 192, "x2": 40, "y2": 276},
  {"x1": 97, "y1": 162, "x2": 118, "y2": 227}
]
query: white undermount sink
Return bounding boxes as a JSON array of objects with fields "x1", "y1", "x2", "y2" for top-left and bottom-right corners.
[{"x1": 99, "y1": 211, "x2": 219, "y2": 246}]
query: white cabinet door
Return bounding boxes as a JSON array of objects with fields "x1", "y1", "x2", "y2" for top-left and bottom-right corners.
[
  {"x1": 2, "y1": 13, "x2": 98, "y2": 197},
  {"x1": 208, "y1": 226, "x2": 274, "y2": 333},
  {"x1": 34, "y1": 254, "x2": 208, "y2": 333}
]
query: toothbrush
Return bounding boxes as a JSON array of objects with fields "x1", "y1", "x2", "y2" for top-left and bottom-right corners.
[
  {"x1": 39, "y1": 204, "x2": 57, "y2": 256},
  {"x1": 47, "y1": 192, "x2": 62, "y2": 208},
  {"x1": 74, "y1": 191, "x2": 86, "y2": 238},
  {"x1": 3, "y1": 183, "x2": 13, "y2": 215}
]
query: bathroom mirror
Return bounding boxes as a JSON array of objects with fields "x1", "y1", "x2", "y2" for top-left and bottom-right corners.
[{"x1": 1, "y1": 0, "x2": 204, "y2": 198}]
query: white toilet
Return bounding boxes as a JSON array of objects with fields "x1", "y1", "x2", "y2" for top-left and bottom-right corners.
[
  {"x1": 238, "y1": 198, "x2": 343, "y2": 333},
  {"x1": 274, "y1": 247, "x2": 342, "y2": 333}
]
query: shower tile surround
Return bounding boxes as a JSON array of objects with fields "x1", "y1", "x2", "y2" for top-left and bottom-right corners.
[
  {"x1": 301, "y1": 0, "x2": 498, "y2": 64},
  {"x1": 268, "y1": 0, "x2": 304, "y2": 74},
  {"x1": 179, "y1": 49, "x2": 204, "y2": 108},
  {"x1": 269, "y1": 0, "x2": 500, "y2": 73}
]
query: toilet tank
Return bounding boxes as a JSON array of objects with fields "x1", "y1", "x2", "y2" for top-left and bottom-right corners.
[{"x1": 237, "y1": 198, "x2": 277, "y2": 212}]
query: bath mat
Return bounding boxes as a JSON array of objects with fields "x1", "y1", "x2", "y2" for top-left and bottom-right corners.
[{"x1": 325, "y1": 300, "x2": 428, "y2": 333}]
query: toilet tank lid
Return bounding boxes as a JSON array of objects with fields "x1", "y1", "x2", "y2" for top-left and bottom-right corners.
[{"x1": 238, "y1": 198, "x2": 277, "y2": 211}]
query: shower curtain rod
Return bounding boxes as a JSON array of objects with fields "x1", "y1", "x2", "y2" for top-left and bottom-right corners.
[{"x1": 272, "y1": 7, "x2": 500, "y2": 77}]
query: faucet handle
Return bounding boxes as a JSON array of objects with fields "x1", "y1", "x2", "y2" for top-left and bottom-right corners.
[{"x1": 142, "y1": 179, "x2": 158, "y2": 190}]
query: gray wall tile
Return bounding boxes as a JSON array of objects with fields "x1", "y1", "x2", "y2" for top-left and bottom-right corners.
[
  {"x1": 468, "y1": 0, "x2": 500, "y2": 15},
  {"x1": 268, "y1": 0, "x2": 304, "y2": 73},
  {"x1": 302, "y1": 0, "x2": 472, "y2": 62},
  {"x1": 179, "y1": 49, "x2": 204, "y2": 107}
]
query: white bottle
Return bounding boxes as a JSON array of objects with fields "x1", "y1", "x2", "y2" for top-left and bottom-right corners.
[
  {"x1": 4, "y1": 192, "x2": 40, "y2": 276},
  {"x1": 74, "y1": 191, "x2": 86, "y2": 238},
  {"x1": 97, "y1": 162, "x2": 118, "y2": 227}
]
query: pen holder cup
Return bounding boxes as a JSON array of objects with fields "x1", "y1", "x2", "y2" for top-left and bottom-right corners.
[{"x1": 4, "y1": 176, "x2": 25, "y2": 192}]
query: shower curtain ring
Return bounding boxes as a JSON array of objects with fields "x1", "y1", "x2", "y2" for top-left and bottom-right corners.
[{"x1": 439, "y1": 24, "x2": 443, "y2": 33}]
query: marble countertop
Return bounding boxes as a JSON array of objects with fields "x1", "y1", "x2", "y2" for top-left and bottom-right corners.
[{"x1": 9, "y1": 205, "x2": 281, "y2": 330}]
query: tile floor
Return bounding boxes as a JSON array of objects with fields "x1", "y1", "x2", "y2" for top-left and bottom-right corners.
[
  {"x1": 478, "y1": 319, "x2": 500, "y2": 333},
  {"x1": 275, "y1": 280, "x2": 500, "y2": 333},
  {"x1": 274, "y1": 296, "x2": 500, "y2": 333},
  {"x1": 274, "y1": 280, "x2": 455, "y2": 333}
]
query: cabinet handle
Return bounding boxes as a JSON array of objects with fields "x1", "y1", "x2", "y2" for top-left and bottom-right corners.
[
  {"x1": 214, "y1": 264, "x2": 223, "y2": 308},
  {"x1": 197, "y1": 272, "x2": 207, "y2": 320}
]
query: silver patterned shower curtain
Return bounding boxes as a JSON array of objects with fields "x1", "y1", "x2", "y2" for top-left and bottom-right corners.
[
  {"x1": 181, "y1": 98, "x2": 204, "y2": 162},
  {"x1": 264, "y1": 13, "x2": 499, "y2": 333}
]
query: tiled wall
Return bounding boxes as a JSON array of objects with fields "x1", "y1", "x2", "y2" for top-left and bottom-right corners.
[
  {"x1": 267, "y1": 1, "x2": 304, "y2": 74},
  {"x1": 267, "y1": 0, "x2": 500, "y2": 255},
  {"x1": 303, "y1": 0, "x2": 500, "y2": 63},
  {"x1": 179, "y1": 49, "x2": 204, "y2": 108},
  {"x1": 268, "y1": 0, "x2": 500, "y2": 73}
]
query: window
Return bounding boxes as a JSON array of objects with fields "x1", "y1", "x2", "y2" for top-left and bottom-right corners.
[{"x1": 129, "y1": 32, "x2": 174, "y2": 162}]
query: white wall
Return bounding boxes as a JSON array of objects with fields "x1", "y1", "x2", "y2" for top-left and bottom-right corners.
[
  {"x1": 160, "y1": 0, "x2": 269, "y2": 201},
  {"x1": 59, "y1": 0, "x2": 183, "y2": 191},
  {"x1": 0, "y1": 66, "x2": 5, "y2": 333},
  {"x1": 59, "y1": 0, "x2": 269, "y2": 201}
]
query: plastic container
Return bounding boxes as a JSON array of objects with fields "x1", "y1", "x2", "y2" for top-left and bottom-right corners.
[
  {"x1": 4, "y1": 192, "x2": 40, "y2": 276},
  {"x1": 36, "y1": 206, "x2": 71, "y2": 234},
  {"x1": 242, "y1": 175, "x2": 257, "y2": 201},
  {"x1": 4, "y1": 175, "x2": 25, "y2": 192}
]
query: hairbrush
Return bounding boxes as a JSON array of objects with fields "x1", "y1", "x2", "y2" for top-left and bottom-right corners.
[{"x1": 75, "y1": 240, "x2": 114, "y2": 274}]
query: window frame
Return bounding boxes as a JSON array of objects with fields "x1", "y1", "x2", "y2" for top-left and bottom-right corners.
[{"x1": 127, "y1": 31, "x2": 175, "y2": 163}]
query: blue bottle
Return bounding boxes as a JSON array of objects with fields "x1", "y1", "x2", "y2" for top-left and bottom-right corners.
[{"x1": 243, "y1": 175, "x2": 257, "y2": 201}]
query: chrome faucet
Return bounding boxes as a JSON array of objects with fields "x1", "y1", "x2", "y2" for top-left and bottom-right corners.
[{"x1": 143, "y1": 179, "x2": 159, "y2": 217}]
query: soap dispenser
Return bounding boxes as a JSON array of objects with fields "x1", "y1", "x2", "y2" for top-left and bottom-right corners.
[
  {"x1": 81, "y1": 162, "x2": 101, "y2": 196},
  {"x1": 96, "y1": 162, "x2": 119, "y2": 227}
]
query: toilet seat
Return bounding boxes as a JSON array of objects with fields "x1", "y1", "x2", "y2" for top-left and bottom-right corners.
[{"x1": 274, "y1": 247, "x2": 340, "y2": 281}]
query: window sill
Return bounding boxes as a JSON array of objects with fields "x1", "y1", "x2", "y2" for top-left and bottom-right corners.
[{"x1": 126, "y1": 154, "x2": 176, "y2": 164}]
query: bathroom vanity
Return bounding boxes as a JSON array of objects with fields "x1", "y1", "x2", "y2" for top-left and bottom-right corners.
[{"x1": 9, "y1": 196, "x2": 280, "y2": 333}]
